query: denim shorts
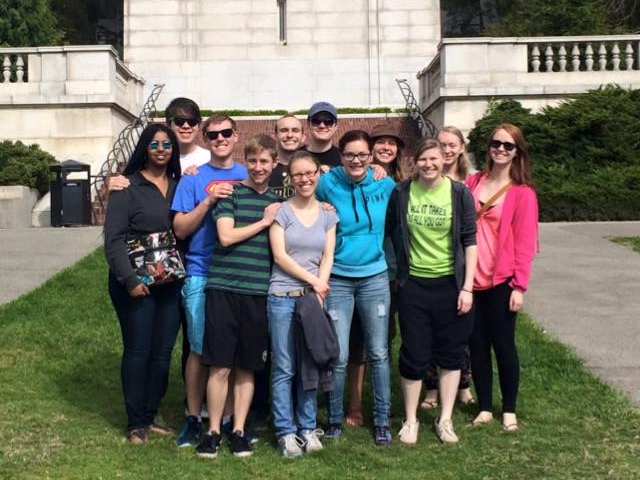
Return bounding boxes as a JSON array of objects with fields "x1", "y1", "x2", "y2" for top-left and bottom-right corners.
[{"x1": 181, "y1": 275, "x2": 208, "y2": 355}]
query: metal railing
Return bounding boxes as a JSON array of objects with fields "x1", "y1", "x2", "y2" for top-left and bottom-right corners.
[
  {"x1": 91, "y1": 83, "x2": 164, "y2": 223},
  {"x1": 395, "y1": 78, "x2": 437, "y2": 138}
]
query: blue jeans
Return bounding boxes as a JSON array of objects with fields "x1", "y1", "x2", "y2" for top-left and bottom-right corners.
[
  {"x1": 181, "y1": 275, "x2": 207, "y2": 355},
  {"x1": 325, "y1": 271, "x2": 391, "y2": 427},
  {"x1": 267, "y1": 295, "x2": 318, "y2": 437},
  {"x1": 108, "y1": 274, "x2": 180, "y2": 430}
]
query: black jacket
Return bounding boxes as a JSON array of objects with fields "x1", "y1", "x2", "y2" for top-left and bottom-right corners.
[
  {"x1": 385, "y1": 178, "x2": 476, "y2": 289},
  {"x1": 294, "y1": 292, "x2": 339, "y2": 392},
  {"x1": 104, "y1": 171, "x2": 178, "y2": 291}
]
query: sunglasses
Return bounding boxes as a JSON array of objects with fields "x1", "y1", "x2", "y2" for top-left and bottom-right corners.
[
  {"x1": 149, "y1": 139, "x2": 172, "y2": 150},
  {"x1": 170, "y1": 116, "x2": 200, "y2": 128},
  {"x1": 310, "y1": 117, "x2": 336, "y2": 127},
  {"x1": 205, "y1": 128, "x2": 234, "y2": 140},
  {"x1": 489, "y1": 140, "x2": 517, "y2": 151}
]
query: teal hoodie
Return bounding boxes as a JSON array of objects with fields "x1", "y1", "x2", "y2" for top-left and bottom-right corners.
[{"x1": 316, "y1": 167, "x2": 395, "y2": 278}]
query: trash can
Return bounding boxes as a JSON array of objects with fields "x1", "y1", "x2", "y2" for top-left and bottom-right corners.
[{"x1": 50, "y1": 160, "x2": 91, "y2": 227}]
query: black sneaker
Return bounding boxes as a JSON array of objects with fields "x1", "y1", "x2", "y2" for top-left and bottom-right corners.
[
  {"x1": 229, "y1": 430, "x2": 253, "y2": 457},
  {"x1": 176, "y1": 415, "x2": 202, "y2": 448},
  {"x1": 196, "y1": 432, "x2": 221, "y2": 458}
]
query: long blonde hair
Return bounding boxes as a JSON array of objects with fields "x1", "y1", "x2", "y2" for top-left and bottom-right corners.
[{"x1": 439, "y1": 126, "x2": 473, "y2": 180}]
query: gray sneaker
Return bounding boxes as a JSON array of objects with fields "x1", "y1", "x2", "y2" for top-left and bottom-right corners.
[
  {"x1": 300, "y1": 429, "x2": 324, "y2": 452},
  {"x1": 434, "y1": 417, "x2": 459, "y2": 444},
  {"x1": 278, "y1": 433, "x2": 305, "y2": 458},
  {"x1": 398, "y1": 420, "x2": 420, "y2": 444}
]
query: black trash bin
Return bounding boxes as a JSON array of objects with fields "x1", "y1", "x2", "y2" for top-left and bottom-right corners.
[{"x1": 50, "y1": 160, "x2": 91, "y2": 227}]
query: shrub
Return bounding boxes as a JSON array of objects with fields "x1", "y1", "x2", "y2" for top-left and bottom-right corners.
[
  {"x1": 0, "y1": 140, "x2": 58, "y2": 195},
  {"x1": 467, "y1": 86, "x2": 640, "y2": 221}
]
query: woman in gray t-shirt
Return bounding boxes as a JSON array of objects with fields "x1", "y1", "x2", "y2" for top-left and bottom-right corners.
[{"x1": 267, "y1": 151, "x2": 338, "y2": 458}]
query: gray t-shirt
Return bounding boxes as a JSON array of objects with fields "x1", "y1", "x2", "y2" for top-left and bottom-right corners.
[{"x1": 268, "y1": 201, "x2": 339, "y2": 294}]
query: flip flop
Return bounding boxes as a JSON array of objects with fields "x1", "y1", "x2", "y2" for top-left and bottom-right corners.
[
  {"x1": 345, "y1": 409, "x2": 364, "y2": 427},
  {"x1": 420, "y1": 398, "x2": 439, "y2": 410},
  {"x1": 470, "y1": 412, "x2": 493, "y2": 426}
]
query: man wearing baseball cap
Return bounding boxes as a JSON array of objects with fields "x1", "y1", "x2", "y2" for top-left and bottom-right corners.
[{"x1": 302, "y1": 101, "x2": 342, "y2": 170}]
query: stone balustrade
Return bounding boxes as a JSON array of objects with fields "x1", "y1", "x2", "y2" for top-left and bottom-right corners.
[
  {"x1": 528, "y1": 37, "x2": 638, "y2": 73},
  {"x1": 417, "y1": 35, "x2": 640, "y2": 137},
  {"x1": 0, "y1": 46, "x2": 148, "y2": 226}
]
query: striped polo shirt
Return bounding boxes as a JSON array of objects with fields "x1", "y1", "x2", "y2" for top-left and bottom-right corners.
[{"x1": 207, "y1": 183, "x2": 282, "y2": 295}]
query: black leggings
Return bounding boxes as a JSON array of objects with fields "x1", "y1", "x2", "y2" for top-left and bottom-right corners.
[{"x1": 469, "y1": 282, "x2": 519, "y2": 413}]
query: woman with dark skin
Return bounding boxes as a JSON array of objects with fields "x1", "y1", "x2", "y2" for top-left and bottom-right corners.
[{"x1": 104, "y1": 124, "x2": 182, "y2": 444}]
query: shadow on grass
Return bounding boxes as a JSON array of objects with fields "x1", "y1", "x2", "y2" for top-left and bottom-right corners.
[{"x1": 56, "y1": 349, "x2": 124, "y2": 430}]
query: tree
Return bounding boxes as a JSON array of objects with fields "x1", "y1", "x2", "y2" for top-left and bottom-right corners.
[{"x1": 0, "y1": 0, "x2": 63, "y2": 47}]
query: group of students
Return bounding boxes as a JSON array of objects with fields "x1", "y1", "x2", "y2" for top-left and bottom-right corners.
[{"x1": 103, "y1": 97, "x2": 538, "y2": 458}]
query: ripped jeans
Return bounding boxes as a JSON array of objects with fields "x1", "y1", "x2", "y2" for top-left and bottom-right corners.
[{"x1": 324, "y1": 271, "x2": 391, "y2": 427}]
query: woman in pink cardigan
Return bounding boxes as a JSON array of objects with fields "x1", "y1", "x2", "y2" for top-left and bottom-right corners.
[{"x1": 465, "y1": 123, "x2": 538, "y2": 431}]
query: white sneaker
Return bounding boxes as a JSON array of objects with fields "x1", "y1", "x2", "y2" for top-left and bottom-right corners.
[
  {"x1": 434, "y1": 418, "x2": 458, "y2": 444},
  {"x1": 278, "y1": 433, "x2": 305, "y2": 458},
  {"x1": 398, "y1": 420, "x2": 420, "y2": 444},
  {"x1": 300, "y1": 428, "x2": 324, "y2": 452}
]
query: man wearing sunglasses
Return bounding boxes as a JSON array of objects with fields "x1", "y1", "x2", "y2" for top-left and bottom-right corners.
[
  {"x1": 171, "y1": 114, "x2": 247, "y2": 449},
  {"x1": 108, "y1": 98, "x2": 209, "y2": 192},
  {"x1": 166, "y1": 97, "x2": 210, "y2": 173},
  {"x1": 301, "y1": 101, "x2": 342, "y2": 171}
]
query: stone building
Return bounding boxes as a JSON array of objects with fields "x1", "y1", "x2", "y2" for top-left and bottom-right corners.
[{"x1": 123, "y1": 0, "x2": 441, "y2": 109}]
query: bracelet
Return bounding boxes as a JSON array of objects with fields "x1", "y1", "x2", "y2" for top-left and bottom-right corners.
[{"x1": 461, "y1": 288, "x2": 473, "y2": 293}]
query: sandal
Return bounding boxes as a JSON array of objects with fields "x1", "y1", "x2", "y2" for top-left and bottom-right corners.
[
  {"x1": 420, "y1": 398, "x2": 439, "y2": 411},
  {"x1": 457, "y1": 389, "x2": 476, "y2": 406},
  {"x1": 345, "y1": 409, "x2": 364, "y2": 427},
  {"x1": 147, "y1": 423, "x2": 175, "y2": 436},
  {"x1": 470, "y1": 411, "x2": 493, "y2": 426},
  {"x1": 502, "y1": 413, "x2": 519, "y2": 432},
  {"x1": 126, "y1": 428, "x2": 148, "y2": 445}
]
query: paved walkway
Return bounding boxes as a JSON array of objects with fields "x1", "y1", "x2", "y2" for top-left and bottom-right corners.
[
  {"x1": 0, "y1": 222, "x2": 639, "y2": 407},
  {"x1": 0, "y1": 226, "x2": 103, "y2": 305},
  {"x1": 526, "y1": 221, "x2": 640, "y2": 407}
]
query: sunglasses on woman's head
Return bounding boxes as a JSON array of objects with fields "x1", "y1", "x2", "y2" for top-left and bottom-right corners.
[
  {"x1": 489, "y1": 140, "x2": 517, "y2": 151},
  {"x1": 149, "y1": 140, "x2": 172, "y2": 150}
]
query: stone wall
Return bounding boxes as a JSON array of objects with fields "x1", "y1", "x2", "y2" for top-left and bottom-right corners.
[{"x1": 123, "y1": 0, "x2": 440, "y2": 110}]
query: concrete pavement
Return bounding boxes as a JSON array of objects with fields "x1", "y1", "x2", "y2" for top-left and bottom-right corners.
[
  {"x1": 526, "y1": 221, "x2": 640, "y2": 407},
  {"x1": 0, "y1": 226, "x2": 103, "y2": 305},
  {"x1": 0, "y1": 222, "x2": 639, "y2": 408}
]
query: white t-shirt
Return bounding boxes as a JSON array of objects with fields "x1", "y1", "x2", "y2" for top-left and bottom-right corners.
[{"x1": 179, "y1": 145, "x2": 210, "y2": 173}]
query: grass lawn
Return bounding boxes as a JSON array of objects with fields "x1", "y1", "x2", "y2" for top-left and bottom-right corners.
[
  {"x1": 611, "y1": 236, "x2": 640, "y2": 254},
  {"x1": 1, "y1": 249, "x2": 639, "y2": 480}
]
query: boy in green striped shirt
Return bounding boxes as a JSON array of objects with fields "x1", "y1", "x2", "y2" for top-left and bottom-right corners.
[{"x1": 198, "y1": 135, "x2": 282, "y2": 458}]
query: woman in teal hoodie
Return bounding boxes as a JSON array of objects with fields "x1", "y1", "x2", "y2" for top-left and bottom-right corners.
[{"x1": 315, "y1": 130, "x2": 396, "y2": 446}]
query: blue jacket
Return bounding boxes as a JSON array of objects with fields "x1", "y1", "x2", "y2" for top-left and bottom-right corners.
[{"x1": 316, "y1": 167, "x2": 395, "y2": 278}]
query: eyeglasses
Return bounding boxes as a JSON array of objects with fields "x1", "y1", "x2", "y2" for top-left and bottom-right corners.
[
  {"x1": 170, "y1": 116, "x2": 200, "y2": 128},
  {"x1": 205, "y1": 129, "x2": 234, "y2": 140},
  {"x1": 149, "y1": 140, "x2": 172, "y2": 150},
  {"x1": 310, "y1": 116, "x2": 336, "y2": 127},
  {"x1": 342, "y1": 152, "x2": 371, "y2": 162},
  {"x1": 489, "y1": 140, "x2": 517, "y2": 151},
  {"x1": 291, "y1": 170, "x2": 319, "y2": 181}
]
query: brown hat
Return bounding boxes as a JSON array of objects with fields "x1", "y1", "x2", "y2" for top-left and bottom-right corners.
[{"x1": 369, "y1": 123, "x2": 404, "y2": 148}]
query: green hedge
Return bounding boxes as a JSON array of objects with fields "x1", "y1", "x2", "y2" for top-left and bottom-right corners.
[
  {"x1": 468, "y1": 86, "x2": 640, "y2": 221},
  {"x1": 0, "y1": 140, "x2": 58, "y2": 196}
]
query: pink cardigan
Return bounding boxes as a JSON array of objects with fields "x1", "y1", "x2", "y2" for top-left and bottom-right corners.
[{"x1": 466, "y1": 172, "x2": 539, "y2": 293}]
